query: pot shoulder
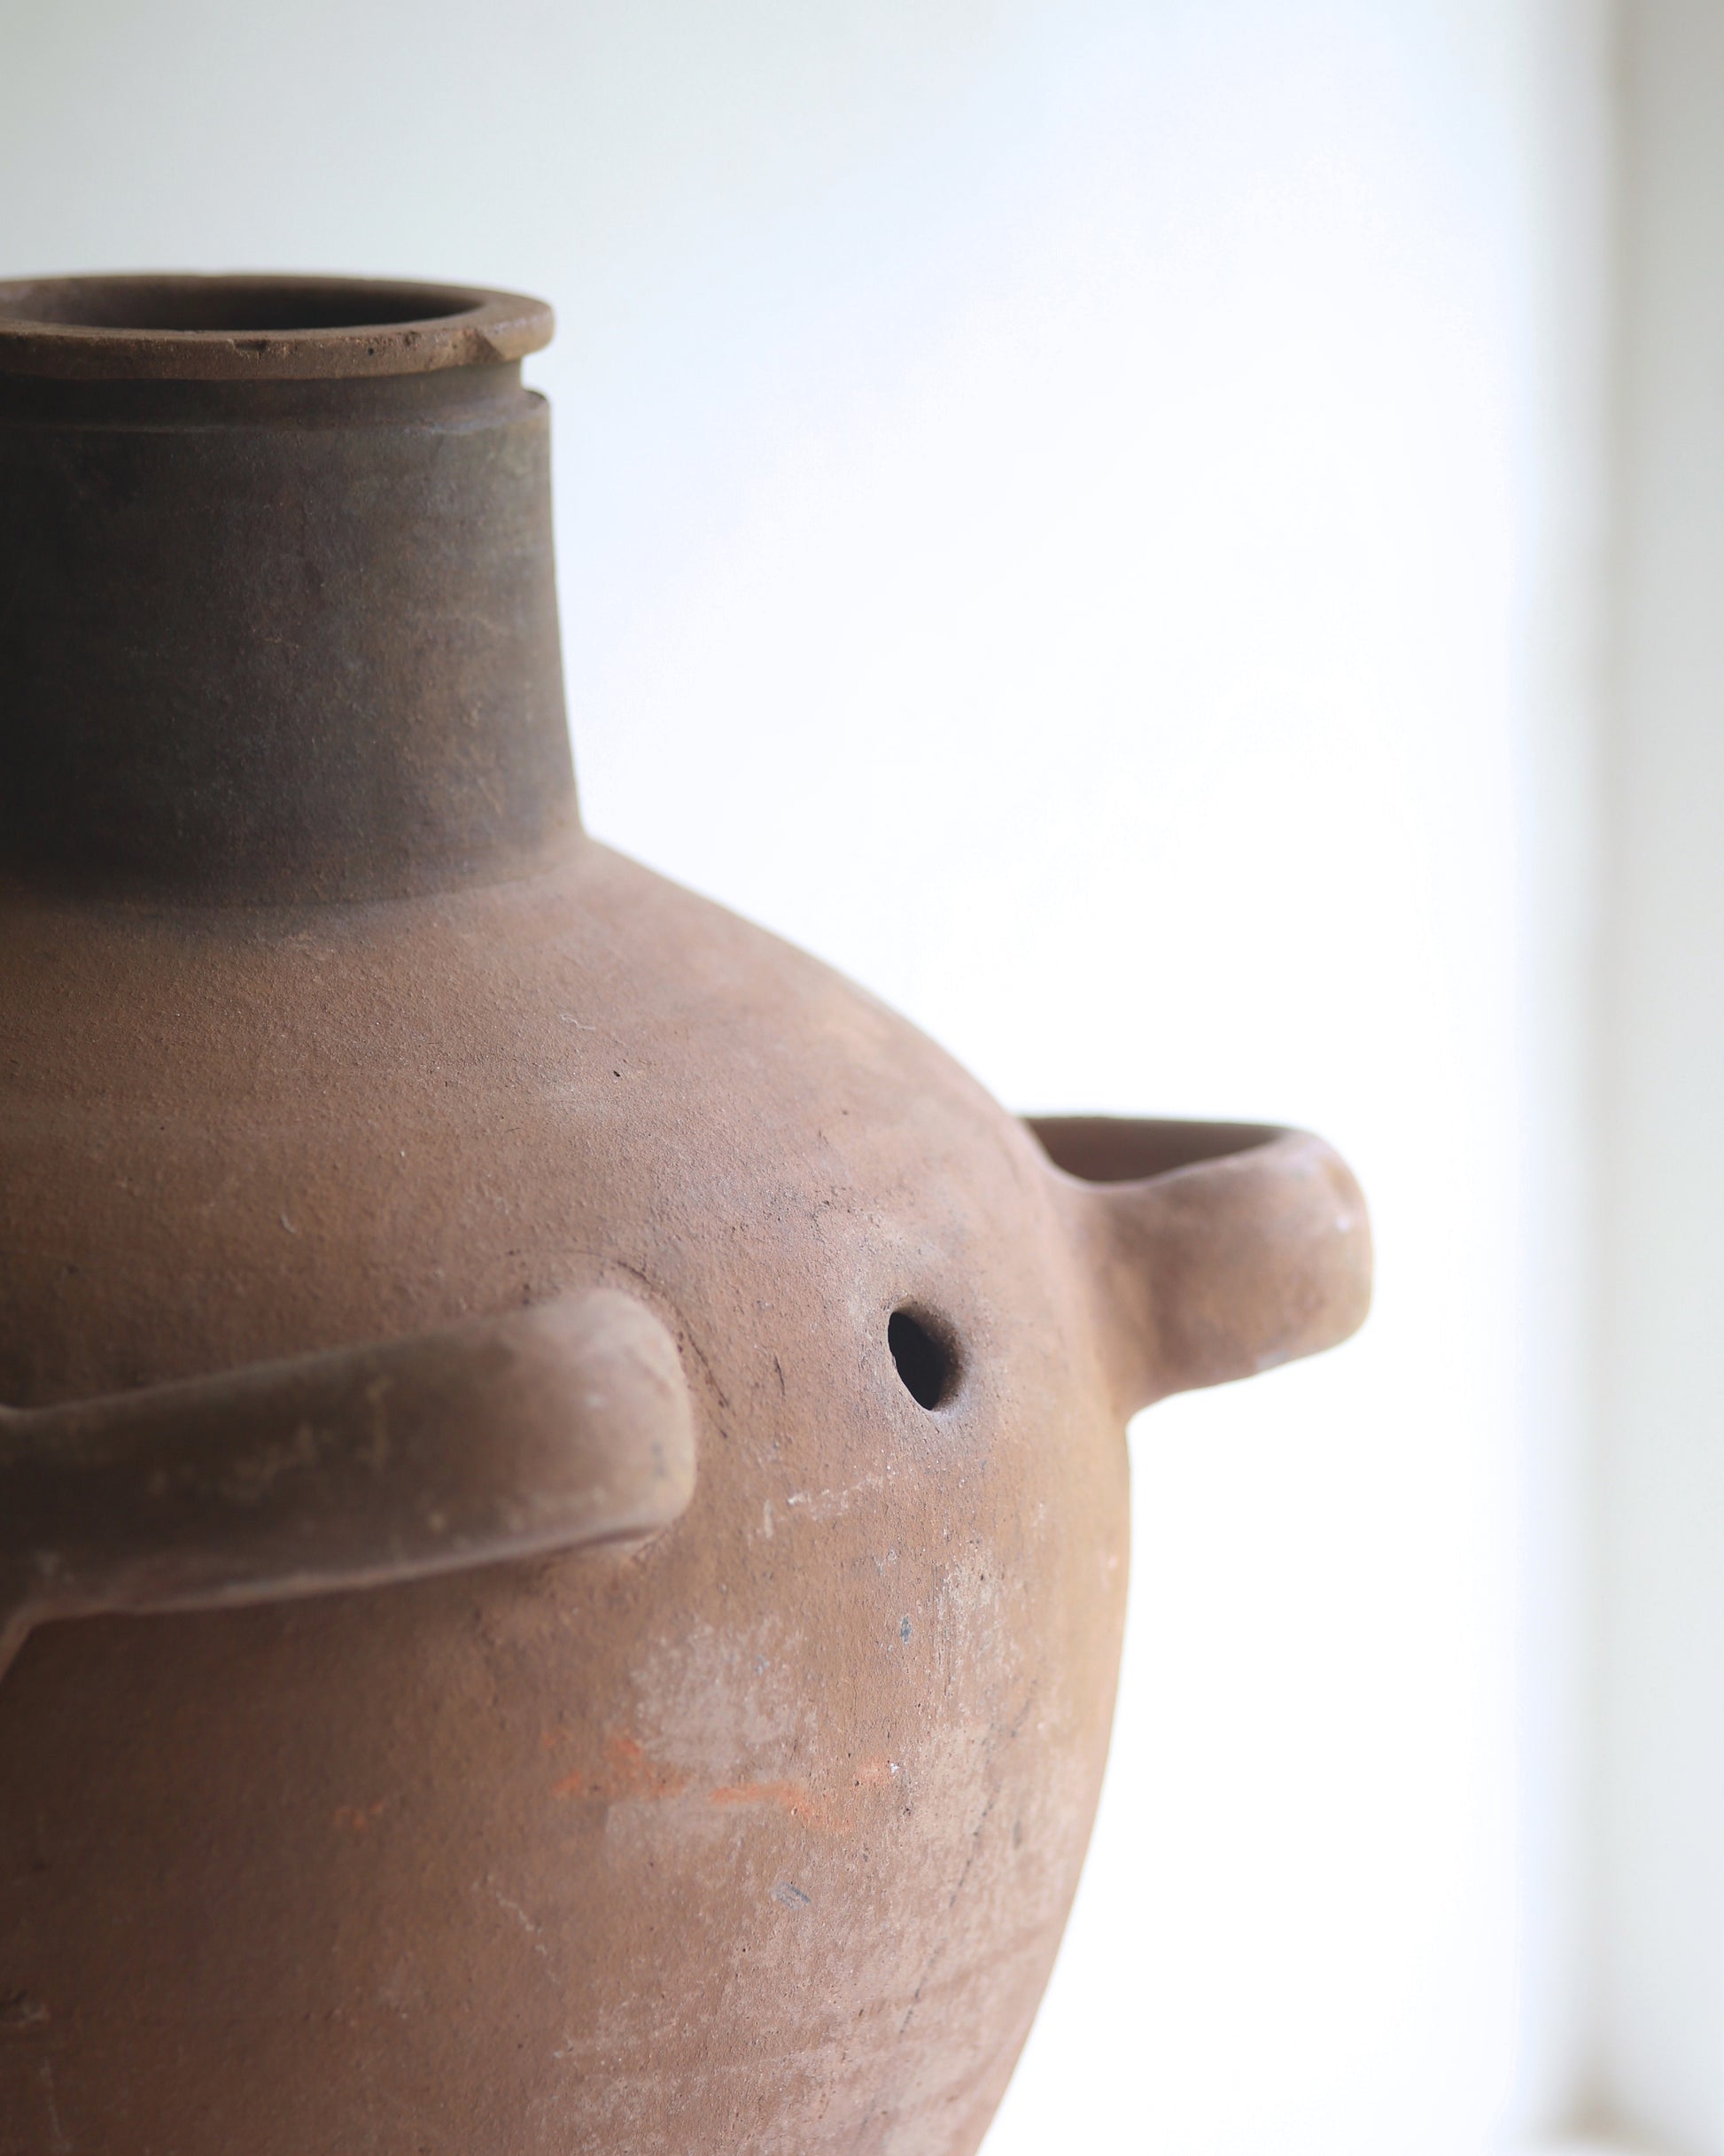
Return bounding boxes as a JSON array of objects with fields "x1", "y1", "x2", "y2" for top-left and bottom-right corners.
[{"x1": 0, "y1": 838, "x2": 1074, "y2": 1399}]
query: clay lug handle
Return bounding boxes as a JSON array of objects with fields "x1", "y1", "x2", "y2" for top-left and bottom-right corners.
[
  {"x1": 0, "y1": 1287, "x2": 695, "y2": 1681},
  {"x1": 1029, "y1": 1117, "x2": 1372, "y2": 1417}
]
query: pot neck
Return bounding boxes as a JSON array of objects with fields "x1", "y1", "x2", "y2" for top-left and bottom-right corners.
[{"x1": 0, "y1": 354, "x2": 579, "y2": 907}]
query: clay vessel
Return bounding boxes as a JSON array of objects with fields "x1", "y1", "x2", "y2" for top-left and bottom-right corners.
[{"x1": 0, "y1": 276, "x2": 1371, "y2": 2154}]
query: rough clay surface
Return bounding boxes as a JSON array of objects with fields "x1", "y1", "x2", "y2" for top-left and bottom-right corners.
[
  {"x1": 0, "y1": 844, "x2": 1135, "y2": 2154},
  {"x1": 0, "y1": 273, "x2": 1369, "y2": 2156}
]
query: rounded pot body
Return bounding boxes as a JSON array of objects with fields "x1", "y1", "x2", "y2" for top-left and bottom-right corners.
[
  {"x1": 0, "y1": 276, "x2": 1370, "y2": 2155},
  {"x1": 0, "y1": 845, "x2": 1129, "y2": 2155}
]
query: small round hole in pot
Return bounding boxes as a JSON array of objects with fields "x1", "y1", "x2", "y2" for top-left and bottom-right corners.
[{"x1": 889, "y1": 1309, "x2": 959, "y2": 1411}]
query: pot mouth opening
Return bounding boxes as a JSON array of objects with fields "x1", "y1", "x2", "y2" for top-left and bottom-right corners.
[{"x1": 0, "y1": 274, "x2": 554, "y2": 382}]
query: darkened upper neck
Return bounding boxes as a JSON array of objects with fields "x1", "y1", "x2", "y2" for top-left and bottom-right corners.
[{"x1": 0, "y1": 275, "x2": 577, "y2": 906}]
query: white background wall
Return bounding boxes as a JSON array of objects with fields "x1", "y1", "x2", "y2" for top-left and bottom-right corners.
[{"x1": 0, "y1": 3, "x2": 1669, "y2": 2151}]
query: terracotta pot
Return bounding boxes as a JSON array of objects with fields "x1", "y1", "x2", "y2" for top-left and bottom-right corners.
[{"x1": 0, "y1": 276, "x2": 1370, "y2": 2155}]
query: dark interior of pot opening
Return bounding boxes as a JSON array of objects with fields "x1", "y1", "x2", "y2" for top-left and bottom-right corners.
[
  {"x1": 0, "y1": 279, "x2": 478, "y2": 333},
  {"x1": 889, "y1": 1308, "x2": 959, "y2": 1411}
]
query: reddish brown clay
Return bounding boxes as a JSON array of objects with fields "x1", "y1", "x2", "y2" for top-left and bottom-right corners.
[{"x1": 0, "y1": 276, "x2": 1371, "y2": 2155}]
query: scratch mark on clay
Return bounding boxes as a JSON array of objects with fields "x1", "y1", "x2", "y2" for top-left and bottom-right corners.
[
  {"x1": 783, "y1": 1467, "x2": 893, "y2": 1523},
  {"x1": 897, "y1": 1942, "x2": 944, "y2": 2037},
  {"x1": 772, "y1": 1880, "x2": 812, "y2": 1908},
  {"x1": 552, "y1": 1732, "x2": 689, "y2": 1803},
  {"x1": 219, "y1": 1419, "x2": 322, "y2": 1503},
  {"x1": 552, "y1": 1733, "x2": 853, "y2": 1831},
  {"x1": 603, "y1": 1257, "x2": 733, "y2": 1412},
  {"x1": 708, "y1": 1779, "x2": 852, "y2": 1833},
  {"x1": 332, "y1": 1799, "x2": 389, "y2": 1833},
  {"x1": 40, "y1": 2056, "x2": 70, "y2": 2153},
  {"x1": 493, "y1": 1889, "x2": 551, "y2": 1961},
  {"x1": 898, "y1": 1687, "x2": 1039, "y2": 2039}
]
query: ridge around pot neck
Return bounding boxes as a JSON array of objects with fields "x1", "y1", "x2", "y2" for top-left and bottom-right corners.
[{"x1": 0, "y1": 274, "x2": 554, "y2": 382}]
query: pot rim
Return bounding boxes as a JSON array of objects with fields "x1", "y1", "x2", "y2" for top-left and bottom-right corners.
[{"x1": 0, "y1": 272, "x2": 553, "y2": 381}]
